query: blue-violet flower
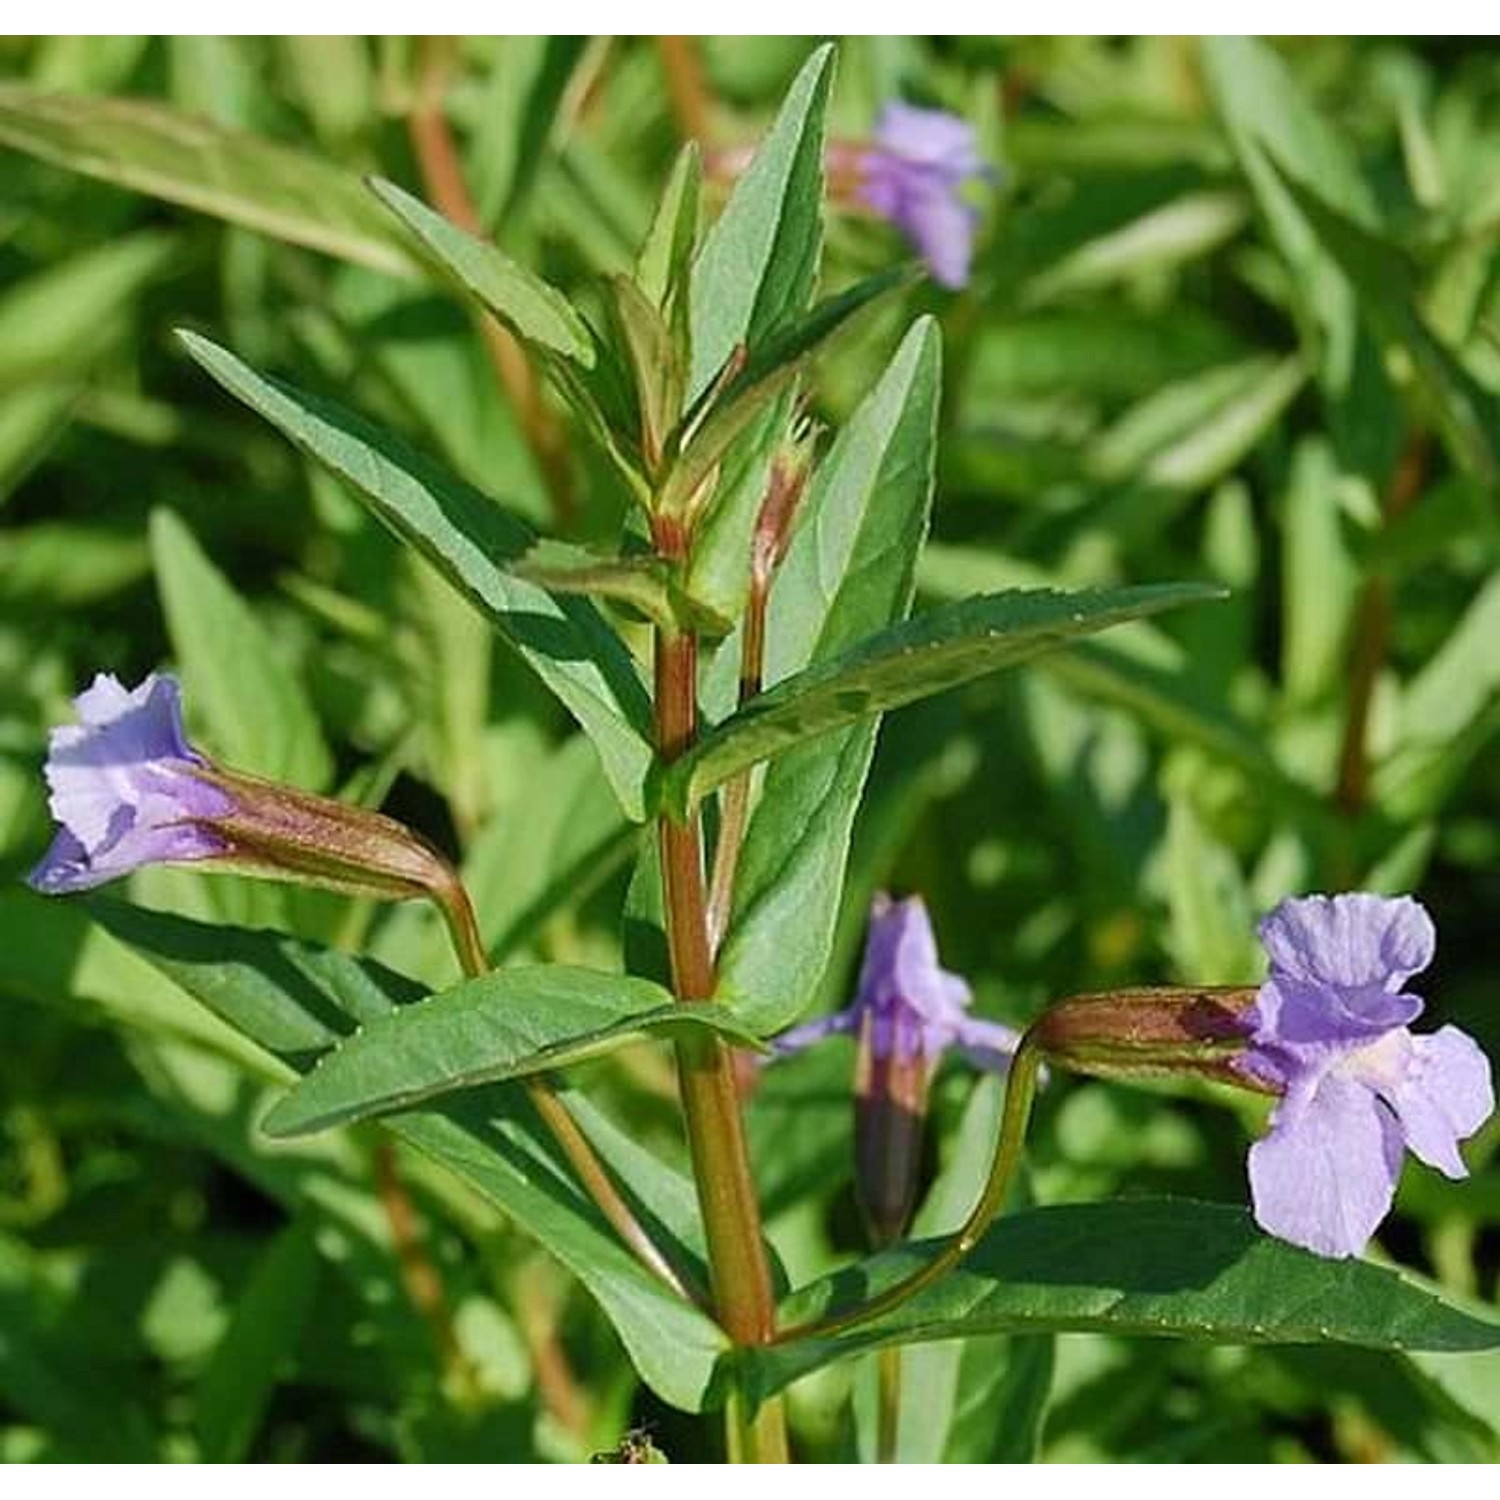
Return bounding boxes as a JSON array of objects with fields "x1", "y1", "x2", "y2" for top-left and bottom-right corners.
[
  {"x1": 773, "y1": 892, "x2": 1022, "y2": 1072},
  {"x1": 1236, "y1": 893, "x2": 1494, "y2": 1258},
  {"x1": 851, "y1": 103, "x2": 988, "y2": 290},
  {"x1": 773, "y1": 892, "x2": 1022, "y2": 1242},
  {"x1": 30, "y1": 673, "x2": 232, "y2": 892},
  {"x1": 30, "y1": 671, "x2": 459, "y2": 907}
]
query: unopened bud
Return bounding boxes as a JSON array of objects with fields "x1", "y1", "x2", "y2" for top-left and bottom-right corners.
[
  {"x1": 854, "y1": 1007, "x2": 931, "y2": 1246},
  {"x1": 752, "y1": 418, "x2": 818, "y2": 588}
]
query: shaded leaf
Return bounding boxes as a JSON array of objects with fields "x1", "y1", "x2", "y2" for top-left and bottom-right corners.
[
  {"x1": 92, "y1": 899, "x2": 727, "y2": 1412},
  {"x1": 0, "y1": 84, "x2": 419, "y2": 276},
  {"x1": 150, "y1": 508, "x2": 333, "y2": 790},
  {"x1": 744, "y1": 1199, "x2": 1500, "y2": 1402}
]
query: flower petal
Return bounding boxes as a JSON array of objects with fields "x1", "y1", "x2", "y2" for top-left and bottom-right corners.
[
  {"x1": 45, "y1": 674, "x2": 206, "y2": 850},
  {"x1": 873, "y1": 103, "x2": 981, "y2": 175},
  {"x1": 1248, "y1": 1072, "x2": 1404, "y2": 1258},
  {"x1": 1259, "y1": 893, "x2": 1434, "y2": 993},
  {"x1": 769, "y1": 1010, "x2": 857, "y2": 1058},
  {"x1": 1362, "y1": 1025, "x2": 1495, "y2": 1179},
  {"x1": 953, "y1": 1015, "x2": 1023, "y2": 1074}
]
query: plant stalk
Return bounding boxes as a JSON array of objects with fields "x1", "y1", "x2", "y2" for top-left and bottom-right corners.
[
  {"x1": 653, "y1": 621, "x2": 789, "y2": 1463},
  {"x1": 876, "y1": 1346, "x2": 902, "y2": 1463}
]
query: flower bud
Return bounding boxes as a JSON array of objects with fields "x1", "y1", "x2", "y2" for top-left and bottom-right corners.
[
  {"x1": 1030, "y1": 985, "x2": 1273, "y2": 1094},
  {"x1": 854, "y1": 1007, "x2": 930, "y2": 1246}
]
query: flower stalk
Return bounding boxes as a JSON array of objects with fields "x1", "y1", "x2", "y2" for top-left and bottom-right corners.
[
  {"x1": 776, "y1": 1032, "x2": 1045, "y2": 1345},
  {"x1": 433, "y1": 872, "x2": 699, "y2": 1304}
]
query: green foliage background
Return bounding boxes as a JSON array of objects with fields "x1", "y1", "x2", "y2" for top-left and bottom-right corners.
[{"x1": 0, "y1": 35, "x2": 1497, "y2": 1461}]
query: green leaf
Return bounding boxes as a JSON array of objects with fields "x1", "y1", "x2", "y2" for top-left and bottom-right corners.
[
  {"x1": 1200, "y1": 38, "x2": 1373, "y2": 370},
  {"x1": 0, "y1": 233, "x2": 177, "y2": 395},
  {"x1": 150, "y1": 508, "x2": 333, "y2": 790},
  {"x1": 663, "y1": 266, "x2": 910, "y2": 519},
  {"x1": 636, "y1": 141, "x2": 701, "y2": 313},
  {"x1": 263, "y1": 965, "x2": 763, "y2": 1138},
  {"x1": 1086, "y1": 355, "x2": 1307, "y2": 492},
  {"x1": 92, "y1": 900, "x2": 727, "y2": 1412},
  {"x1": 511, "y1": 539, "x2": 728, "y2": 635},
  {"x1": 608, "y1": 274, "x2": 683, "y2": 470},
  {"x1": 366, "y1": 176, "x2": 594, "y2": 365},
  {"x1": 742, "y1": 1199, "x2": 1500, "y2": 1402},
  {"x1": 714, "y1": 319, "x2": 940, "y2": 1033},
  {"x1": 178, "y1": 330, "x2": 655, "y2": 820},
  {"x1": 687, "y1": 44, "x2": 832, "y2": 400},
  {"x1": 1274, "y1": 166, "x2": 1500, "y2": 495},
  {"x1": 1279, "y1": 437, "x2": 1360, "y2": 705},
  {"x1": 667, "y1": 583, "x2": 1226, "y2": 814},
  {"x1": 0, "y1": 85, "x2": 420, "y2": 277},
  {"x1": 1021, "y1": 189, "x2": 1247, "y2": 306},
  {"x1": 1199, "y1": 36, "x2": 1401, "y2": 483},
  {"x1": 195, "y1": 1221, "x2": 320, "y2": 1463}
]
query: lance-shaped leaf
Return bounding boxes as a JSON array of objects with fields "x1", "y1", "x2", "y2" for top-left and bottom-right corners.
[
  {"x1": 1273, "y1": 166, "x2": 1500, "y2": 497},
  {"x1": 636, "y1": 141, "x2": 701, "y2": 315},
  {"x1": 0, "y1": 85, "x2": 420, "y2": 277},
  {"x1": 263, "y1": 966, "x2": 763, "y2": 1138},
  {"x1": 688, "y1": 43, "x2": 832, "y2": 401},
  {"x1": 739, "y1": 1199, "x2": 1500, "y2": 1404},
  {"x1": 665, "y1": 583, "x2": 1226, "y2": 815},
  {"x1": 714, "y1": 319, "x2": 940, "y2": 1034},
  {"x1": 88, "y1": 899, "x2": 727, "y2": 1412},
  {"x1": 367, "y1": 175, "x2": 594, "y2": 365},
  {"x1": 179, "y1": 330, "x2": 655, "y2": 820}
]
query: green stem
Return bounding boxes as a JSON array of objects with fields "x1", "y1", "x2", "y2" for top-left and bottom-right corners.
[
  {"x1": 654, "y1": 624, "x2": 789, "y2": 1464},
  {"x1": 433, "y1": 874, "x2": 699, "y2": 1304},
  {"x1": 876, "y1": 1346, "x2": 902, "y2": 1463},
  {"x1": 776, "y1": 1034, "x2": 1044, "y2": 1344}
]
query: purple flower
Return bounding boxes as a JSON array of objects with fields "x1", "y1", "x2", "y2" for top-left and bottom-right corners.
[
  {"x1": 29, "y1": 673, "x2": 231, "y2": 893},
  {"x1": 854, "y1": 103, "x2": 988, "y2": 290},
  {"x1": 773, "y1": 892, "x2": 1021, "y2": 1242},
  {"x1": 1237, "y1": 893, "x2": 1494, "y2": 1259},
  {"x1": 773, "y1": 893, "x2": 1021, "y2": 1074},
  {"x1": 30, "y1": 671, "x2": 461, "y2": 908}
]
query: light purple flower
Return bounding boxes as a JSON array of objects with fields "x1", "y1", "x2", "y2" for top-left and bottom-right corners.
[
  {"x1": 773, "y1": 893, "x2": 1022, "y2": 1074},
  {"x1": 30, "y1": 671, "x2": 469, "y2": 910},
  {"x1": 29, "y1": 673, "x2": 232, "y2": 894},
  {"x1": 855, "y1": 103, "x2": 988, "y2": 290},
  {"x1": 1237, "y1": 893, "x2": 1494, "y2": 1259}
]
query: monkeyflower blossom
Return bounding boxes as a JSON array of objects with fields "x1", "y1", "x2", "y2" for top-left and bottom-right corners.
[
  {"x1": 1236, "y1": 894, "x2": 1493, "y2": 1259},
  {"x1": 845, "y1": 103, "x2": 989, "y2": 290},
  {"x1": 30, "y1": 672, "x2": 462, "y2": 909},
  {"x1": 773, "y1": 893, "x2": 1022, "y2": 1240},
  {"x1": 773, "y1": 892, "x2": 1022, "y2": 1071}
]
